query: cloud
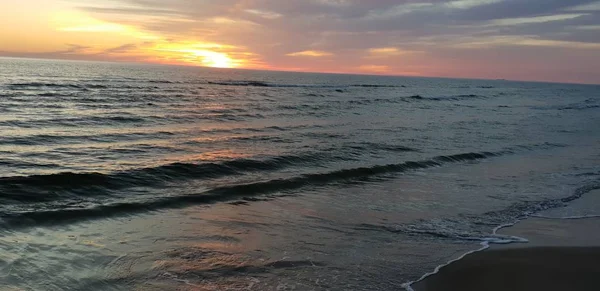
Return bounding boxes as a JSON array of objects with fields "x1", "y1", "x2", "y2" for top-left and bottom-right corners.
[
  {"x1": 4, "y1": 0, "x2": 599, "y2": 83},
  {"x1": 75, "y1": 0, "x2": 600, "y2": 49},
  {"x1": 488, "y1": 13, "x2": 586, "y2": 26},
  {"x1": 568, "y1": 1, "x2": 600, "y2": 11},
  {"x1": 450, "y1": 35, "x2": 600, "y2": 49},
  {"x1": 0, "y1": 44, "x2": 98, "y2": 61},
  {"x1": 575, "y1": 24, "x2": 600, "y2": 29},
  {"x1": 366, "y1": 47, "x2": 416, "y2": 57},
  {"x1": 286, "y1": 50, "x2": 333, "y2": 57},
  {"x1": 369, "y1": 47, "x2": 401, "y2": 54},
  {"x1": 444, "y1": 0, "x2": 503, "y2": 10},
  {"x1": 103, "y1": 43, "x2": 138, "y2": 53},
  {"x1": 80, "y1": 6, "x2": 183, "y2": 17},
  {"x1": 59, "y1": 23, "x2": 127, "y2": 32},
  {"x1": 358, "y1": 65, "x2": 390, "y2": 73},
  {"x1": 63, "y1": 44, "x2": 91, "y2": 54},
  {"x1": 69, "y1": 0, "x2": 600, "y2": 82},
  {"x1": 245, "y1": 9, "x2": 282, "y2": 19}
]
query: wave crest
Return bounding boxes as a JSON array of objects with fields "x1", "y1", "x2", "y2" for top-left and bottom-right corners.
[{"x1": 0, "y1": 151, "x2": 501, "y2": 228}]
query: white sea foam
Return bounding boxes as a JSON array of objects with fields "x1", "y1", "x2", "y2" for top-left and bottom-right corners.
[
  {"x1": 402, "y1": 182, "x2": 600, "y2": 290},
  {"x1": 402, "y1": 208, "x2": 600, "y2": 290},
  {"x1": 401, "y1": 242, "x2": 490, "y2": 291},
  {"x1": 532, "y1": 214, "x2": 600, "y2": 220},
  {"x1": 401, "y1": 219, "x2": 528, "y2": 291}
]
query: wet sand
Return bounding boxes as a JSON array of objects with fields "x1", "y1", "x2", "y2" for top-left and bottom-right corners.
[
  {"x1": 413, "y1": 246, "x2": 600, "y2": 291},
  {"x1": 413, "y1": 190, "x2": 600, "y2": 291}
]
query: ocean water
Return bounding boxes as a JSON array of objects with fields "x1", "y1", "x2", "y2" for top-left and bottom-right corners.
[{"x1": 0, "y1": 57, "x2": 599, "y2": 290}]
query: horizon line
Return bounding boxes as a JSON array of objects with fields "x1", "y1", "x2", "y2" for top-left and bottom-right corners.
[{"x1": 1, "y1": 55, "x2": 598, "y2": 86}]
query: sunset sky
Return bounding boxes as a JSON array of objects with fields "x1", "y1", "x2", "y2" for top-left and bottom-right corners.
[{"x1": 1, "y1": 0, "x2": 599, "y2": 84}]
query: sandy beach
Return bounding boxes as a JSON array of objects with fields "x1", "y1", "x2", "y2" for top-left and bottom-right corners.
[
  {"x1": 414, "y1": 190, "x2": 600, "y2": 291},
  {"x1": 413, "y1": 246, "x2": 600, "y2": 291}
]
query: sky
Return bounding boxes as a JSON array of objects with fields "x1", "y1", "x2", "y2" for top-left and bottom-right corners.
[{"x1": 1, "y1": 0, "x2": 600, "y2": 84}]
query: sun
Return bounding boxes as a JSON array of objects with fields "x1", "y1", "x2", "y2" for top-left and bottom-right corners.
[
  {"x1": 199, "y1": 51, "x2": 233, "y2": 68},
  {"x1": 153, "y1": 43, "x2": 239, "y2": 68}
]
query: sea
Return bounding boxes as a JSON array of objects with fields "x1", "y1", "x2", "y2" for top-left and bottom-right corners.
[{"x1": 0, "y1": 57, "x2": 599, "y2": 290}]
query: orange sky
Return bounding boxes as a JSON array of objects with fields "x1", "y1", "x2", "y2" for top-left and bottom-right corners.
[{"x1": 1, "y1": 1, "x2": 600, "y2": 84}]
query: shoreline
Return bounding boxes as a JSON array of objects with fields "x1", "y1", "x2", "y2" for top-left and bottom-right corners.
[
  {"x1": 407, "y1": 190, "x2": 600, "y2": 291},
  {"x1": 402, "y1": 218, "x2": 529, "y2": 291},
  {"x1": 412, "y1": 246, "x2": 600, "y2": 291}
]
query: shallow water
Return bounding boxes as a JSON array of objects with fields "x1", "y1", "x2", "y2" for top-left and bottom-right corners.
[{"x1": 1, "y1": 57, "x2": 599, "y2": 290}]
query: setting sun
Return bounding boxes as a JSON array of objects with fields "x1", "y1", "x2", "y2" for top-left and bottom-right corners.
[
  {"x1": 151, "y1": 43, "x2": 239, "y2": 68},
  {"x1": 195, "y1": 50, "x2": 234, "y2": 68}
]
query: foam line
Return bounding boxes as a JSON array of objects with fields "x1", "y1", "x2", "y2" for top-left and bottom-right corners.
[
  {"x1": 402, "y1": 182, "x2": 600, "y2": 290},
  {"x1": 401, "y1": 242, "x2": 489, "y2": 291},
  {"x1": 402, "y1": 218, "x2": 528, "y2": 291},
  {"x1": 532, "y1": 214, "x2": 600, "y2": 220}
]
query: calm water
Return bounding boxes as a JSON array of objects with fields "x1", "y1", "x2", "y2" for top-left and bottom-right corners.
[{"x1": 0, "y1": 57, "x2": 599, "y2": 290}]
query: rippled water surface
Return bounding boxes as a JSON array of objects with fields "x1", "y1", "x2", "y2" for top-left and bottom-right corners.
[{"x1": 1, "y1": 57, "x2": 599, "y2": 290}]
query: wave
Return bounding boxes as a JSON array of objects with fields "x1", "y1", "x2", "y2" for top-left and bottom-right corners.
[
  {"x1": 401, "y1": 219, "x2": 527, "y2": 291},
  {"x1": 209, "y1": 81, "x2": 272, "y2": 87},
  {"x1": 329, "y1": 94, "x2": 484, "y2": 107},
  {"x1": 340, "y1": 94, "x2": 485, "y2": 106},
  {"x1": 8, "y1": 82, "x2": 83, "y2": 89},
  {"x1": 0, "y1": 159, "x2": 61, "y2": 169},
  {"x1": 147, "y1": 80, "x2": 176, "y2": 84},
  {"x1": 0, "y1": 141, "x2": 418, "y2": 200},
  {"x1": 0, "y1": 153, "x2": 336, "y2": 203},
  {"x1": 398, "y1": 181, "x2": 600, "y2": 290},
  {"x1": 557, "y1": 104, "x2": 600, "y2": 111},
  {"x1": 374, "y1": 182, "x2": 600, "y2": 243},
  {"x1": 359, "y1": 218, "x2": 526, "y2": 244},
  {"x1": 532, "y1": 214, "x2": 600, "y2": 220},
  {"x1": 0, "y1": 127, "x2": 165, "y2": 146},
  {"x1": 532, "y1": 103, "x2": 600, "y2": 112},
  {"x1": 350, "y1": 84, "x2": 405, "y2": 88},
  {"x1": 5, "y1": 82, "x2": 186, "y2": 91},
  {"x1": 7, "y1": 82, "x2": 108, "y2": 89},
  {"x1": 36, "y1": 92, "x2": 75, "y2": 97},
  {"x1": 406, "y1": 94, "x2": 483, "y2": 101},
  {"x1": 86, "y1": 84, "x2": 108, "y2": 89},
  {"x1": 349, "y1": 142, "x2": 418, "y2": 153},
  {"x1": 207, "y1": 80, "x2": 405, "y2": 89},
  {"x1": 0, "y1": 115, "x2": 148, "y2": 129},
  {"x1": 11, "y1": 79, "x2": 404, "y2": 89},
  {"x1": 0, "y1": 151, "x2": 501, "y2": 228},
  {"x1": 0, "y1": 111, "x2": 258, "y2": 128}
]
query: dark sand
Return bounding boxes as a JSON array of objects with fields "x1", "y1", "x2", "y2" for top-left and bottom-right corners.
[
  {"x1": 413, "y1": 246, "x2": 600, "y2": 291},
  {"x1": 413, "y1": 193, "x2": 600, "y2": 291}
]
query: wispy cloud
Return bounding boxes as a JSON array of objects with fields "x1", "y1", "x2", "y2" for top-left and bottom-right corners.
[
  {"x1": 358, "y1": 65, "x2": 390, "y2": 73},
  {"x1": 488, "y1": 13, "x2": 586, "y2": 26},
  {"x1": 367, "y1": 47, "x2": 414, "y2": 57},
  {"x1": 103, "y1": 43, "x2": 138, "y2": 53},
  {"x1": 245, "y1": 9, "x2": 282, "y2": 19},
  {"x1": 286, "y1": 50, "x2": 333, "y2": 57}
]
